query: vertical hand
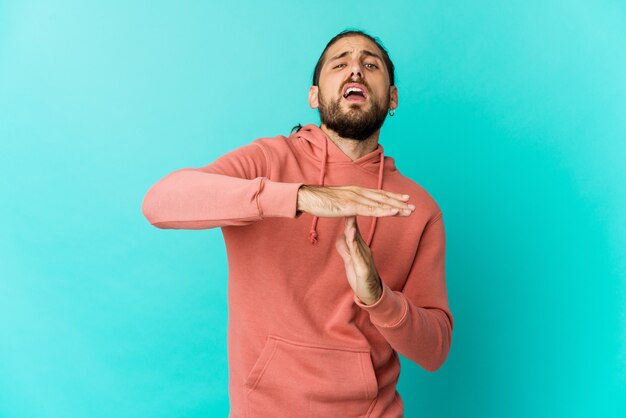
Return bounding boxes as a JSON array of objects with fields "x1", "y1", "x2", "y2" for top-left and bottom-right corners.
[{"x1": 335, "y1": 216, "x2": 383, "y2": 305}]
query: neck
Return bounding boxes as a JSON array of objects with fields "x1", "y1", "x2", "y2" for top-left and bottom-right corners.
[{"x1": 319, "y1": 124, "x2": 380, "y2": 161}]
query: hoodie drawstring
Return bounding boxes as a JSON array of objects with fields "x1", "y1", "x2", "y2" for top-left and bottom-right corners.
[
  {"x1": 307, "y1": 135, "x2": 385, "y2": 247},
  {"x1": 307, "y1": 134, "x2": 328, "y2": 244},
  {"x1": 364, "y1": 150, "x2": 385, "y2": 247}
]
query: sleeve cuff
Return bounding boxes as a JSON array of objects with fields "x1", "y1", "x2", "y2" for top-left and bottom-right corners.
[
  {"x1": 258, "y1": 179, "x2": 304, "y2": 218},
  {"x1": 353, "y1": 280, "x2": 409, "y2": 328}
]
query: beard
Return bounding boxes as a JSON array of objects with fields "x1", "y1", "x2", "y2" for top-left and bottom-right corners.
[{"x1": 318, "y1": 89, "x2": 390, "y2": 141}]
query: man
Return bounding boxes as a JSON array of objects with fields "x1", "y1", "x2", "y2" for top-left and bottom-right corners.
[{"x1": 142, "y1": 29, "x2": 453, "y2": 418}]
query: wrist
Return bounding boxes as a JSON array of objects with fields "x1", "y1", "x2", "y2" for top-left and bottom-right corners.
[
  {"x1": 296, "y1": 185, "x2": 309, "y2": 216},
  {"x1": 296, "y1": 184, "x2": 306, "y2": 217},
  {"x1": 358, "y1": 278, "x2": 382, "y2": 306},
  {"x1": 372, "y1": 280, "x2": 383, "y2": 303},
  {"x1": 370, "y1": 275, "x2": 383, "y2": 303}
]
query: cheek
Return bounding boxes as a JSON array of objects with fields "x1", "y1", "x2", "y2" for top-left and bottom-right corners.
[
  {"x1": 321, "y1": 74, "x2": 344, "y2": 92},
  {"x1": 320, "y1": 86, "x2": 340, "y2": 103},
  {"x1": 373, "y1": 84, "x2": 391, "y2": 102}
]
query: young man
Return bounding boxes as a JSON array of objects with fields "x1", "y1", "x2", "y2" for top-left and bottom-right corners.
[{"x1": 142, "y1": 30, "x2": 453, "y2": 418}]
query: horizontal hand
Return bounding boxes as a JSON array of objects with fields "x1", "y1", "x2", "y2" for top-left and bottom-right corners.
[{"x1": 297, "y1": 185, "x2": 415, "y2": 218}]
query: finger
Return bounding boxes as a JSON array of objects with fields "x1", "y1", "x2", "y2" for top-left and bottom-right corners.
[
  {"x1": 344, "y1": 216, "x2": 357, "y2": 244},
  {"x1": 335, "y1": 233, "x2": 351, "y2": 260},
  {"x1": 336, "y1": 232, "x2": 358, "y2": 281},
  {"x1": 350, "y1": 196, "x2": 414, "y2": 217},
  {"x1": 355, "y1": 204, "x2": 402, "y2": 217},
  {"x1": 345, "y1": 217, "x2": 368, "y2": 259},
  {"x1": 357, "y1": 188, "x2": 415, "y2": 210},
  {"x1": 350, "y1": 216, "x2": 366, "y2": 245},
  {"x1": 354, "y1": 185, "x2": 410, "y2": 201},
  {"x1": 348, "y1": 194, "x2": 400, "y2": 212}
]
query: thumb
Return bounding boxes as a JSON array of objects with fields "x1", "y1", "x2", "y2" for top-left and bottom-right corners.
[{"x1": 344, "y1": 216, "x2": 357, "y2": 246}]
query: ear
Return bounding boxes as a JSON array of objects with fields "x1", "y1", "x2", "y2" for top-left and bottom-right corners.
[
  {"x1": 308, "y1": 85, "x2": 319, "y2": 109},
  {"x1": 389, "y1": 85, "x2": 398, "y2": 110}
]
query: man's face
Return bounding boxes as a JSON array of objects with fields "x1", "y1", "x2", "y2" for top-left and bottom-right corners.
[{"x1": 309, "y1": 35, "x2": 398, "y2": 141}]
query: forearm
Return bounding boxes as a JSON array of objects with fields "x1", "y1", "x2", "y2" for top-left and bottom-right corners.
[
  {"x1": 354, "y1": 281, "x2": 452, "y2": 372},
  {"x1": 354, "y1": 213, "x2": 453, "y2": 371},
  {"x1": 142, "y1": 168, "x2": 302, "y2": 229}
]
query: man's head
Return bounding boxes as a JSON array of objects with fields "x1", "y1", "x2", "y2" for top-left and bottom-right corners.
[{"x1": 308, "y1": 30, "x2": 398, "y2": 141}]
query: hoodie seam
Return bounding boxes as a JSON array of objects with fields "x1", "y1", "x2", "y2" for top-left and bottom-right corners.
[
  {"x1": 372, "y1": 296, "x2": 410, "y2": 329},
  {"x1": 251, "y1": 142, "x2": 272, "y2": 219},
  {"x1": 256, "y1": 178, "x2": 265, "y2": 218},
  {"x1": 252, "y1": 142, "x2": 272, "y2": 179},
  {"x1": 152, "y1": 216, "x2": 261, "y2": 228},
  {"x1": 428, "y1": 211, "x2": 443, "y2": 227}
]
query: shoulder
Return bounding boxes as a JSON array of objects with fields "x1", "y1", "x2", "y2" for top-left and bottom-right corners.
[
  {"x1": 251, "y1": 130, "x2": 291, "y2": 148},
  {"x1": 251, "y1": 132, "x2": 295, "y2": 157},
  {"x1": 386, "y1": 164, "x2": 443, "y2": 222}
]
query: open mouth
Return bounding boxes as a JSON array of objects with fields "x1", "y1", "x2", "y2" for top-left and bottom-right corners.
[{"x1": 342, "y1": 84, "x2": 368, "y2": 103}]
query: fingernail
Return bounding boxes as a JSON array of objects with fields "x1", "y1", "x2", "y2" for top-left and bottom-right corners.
[
  {"x1": 408, "y1": 204, "x2": 415, "y2": 210},
  {"x1": 402, "y1": 194, "x2": 410, "y2": 199}
]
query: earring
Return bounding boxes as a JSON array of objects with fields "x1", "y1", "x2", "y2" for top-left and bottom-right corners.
[{"x1": 389, "y1": 109, "x2": 395, "y2": 117}]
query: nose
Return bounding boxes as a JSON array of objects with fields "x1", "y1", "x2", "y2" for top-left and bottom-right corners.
[{"x1": 348, "y1": 59, "x2": 363, "y2": 80}]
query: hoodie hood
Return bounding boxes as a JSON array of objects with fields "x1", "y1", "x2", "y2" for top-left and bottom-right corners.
[{"x1": 291, "y1": 124, "x2": 396, "y2": 246}]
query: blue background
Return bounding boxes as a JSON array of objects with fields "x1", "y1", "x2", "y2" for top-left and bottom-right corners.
[{"x1": 1, "y1": 1, "x2": 625, "y2": 417}]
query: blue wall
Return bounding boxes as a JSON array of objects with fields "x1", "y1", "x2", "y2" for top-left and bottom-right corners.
[{"x1": 1, "y1": 1, "x2": 624, "y2": 417}]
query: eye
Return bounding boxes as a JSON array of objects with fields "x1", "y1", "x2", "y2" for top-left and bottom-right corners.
[
  {"x1": 334, "y1": 63, "x2": 346, "y2": 69},
  {"x1": 364, "y1": 63, "x2": 378, "y2": 69}
]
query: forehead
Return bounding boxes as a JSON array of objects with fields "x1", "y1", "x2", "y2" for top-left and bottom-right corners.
[{"x1": 324, "y1": 35, "x2": 382, "y2": 58}]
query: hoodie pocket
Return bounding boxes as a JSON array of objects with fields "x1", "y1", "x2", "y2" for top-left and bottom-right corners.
[{"x1": 244, "y1": 335, "x2": 378, "y2": 418}]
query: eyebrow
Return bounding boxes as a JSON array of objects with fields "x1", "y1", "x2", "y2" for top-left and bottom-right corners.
[{"x1": 328, "y1": 49, "x2": 383, "y2": 62}]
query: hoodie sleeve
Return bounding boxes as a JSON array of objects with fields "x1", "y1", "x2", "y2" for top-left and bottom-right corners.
[
  {"x1": 142, "y1": 141, "x2": 304, "y2": 229},
  {"x1": 353, "y1": 212, "x2": 454, "y2": 372}
]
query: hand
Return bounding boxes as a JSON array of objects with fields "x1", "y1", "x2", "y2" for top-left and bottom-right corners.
[
  {"x1": 297, "y1": 185, "x2": 415, "y2": 218},
  {"x1": 335, "y1": 216, "x2": 382, "y2": 305}
]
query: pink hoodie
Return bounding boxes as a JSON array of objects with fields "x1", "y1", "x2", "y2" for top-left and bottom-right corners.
[{"x1": 142, "y1": 124, "x2": 454, "y2": 417}]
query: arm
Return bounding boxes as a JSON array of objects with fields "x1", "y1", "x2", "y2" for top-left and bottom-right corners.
[
  {"x1": 353, "y1": 212, "x2": 454, "y2": 372},
  {"x1": 141, "y1": 141, "x2": 303, "y2": 229}
]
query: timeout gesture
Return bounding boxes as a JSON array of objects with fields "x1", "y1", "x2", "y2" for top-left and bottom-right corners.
[
  {"x1": 335, "y1": 216, "x2": 383, "y2": 305},
  {"x1": 296, "y1": 185, "x2": 415, "y2": 218}
]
